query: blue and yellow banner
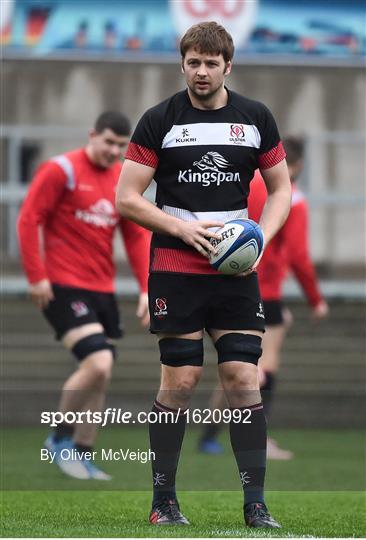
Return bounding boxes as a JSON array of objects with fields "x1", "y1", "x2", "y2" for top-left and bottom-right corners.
[{"x1": 2, "y1": 0, "x2": 365, "y2": 62}]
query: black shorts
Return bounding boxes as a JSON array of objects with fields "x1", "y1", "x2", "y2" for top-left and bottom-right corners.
[
  {"x1": 43, "y1": 284, "x2": 123, "y2": 340},
  {"x1": 263, "y1": 300, "x2": 284, "y2": 326},
  {"x1": 149, "y1": 272, "x2": 265, "y2": 335}
]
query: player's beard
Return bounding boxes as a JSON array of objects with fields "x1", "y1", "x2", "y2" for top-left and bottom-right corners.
[{"x1": 188, "y1": 80, "x2": 223, "y2": 103}]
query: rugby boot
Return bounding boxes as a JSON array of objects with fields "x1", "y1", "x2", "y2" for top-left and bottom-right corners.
[
  {"x1": 267, "y1": 438, "x2": 294, "y2": 460},
  {"x1": 149, "y1": 497, "x2": 190, "y2": 525},
  {"x1": 82, "y1": 459, "x2": 112, "y2": 480},
  {"x1": 198, "y1": 438, "x2": 224, "y2": 454},
  {"x1": 244, "y1": 502, "x2": 281, "y2": 528},
  {"x1": 44, "y1": 435, "x2": 90, "y2": 480}
]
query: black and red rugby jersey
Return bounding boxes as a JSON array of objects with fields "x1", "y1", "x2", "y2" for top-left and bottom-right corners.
[{"x1": 125, "y1": 89, "x2": 286, "y2": 275}]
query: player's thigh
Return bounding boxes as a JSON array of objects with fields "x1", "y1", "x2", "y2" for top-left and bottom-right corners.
[
  {"x1": 260, "y1": 299, "x2": 289, "y2": 370},
  {"x1": 282, "y1": 306, "x2": 294, "y2": 330},
  {"x1": 62, "y1": 325, "x2": 114, "y2": 379},
  {"x1": 207, "y1": 275, "x2": 265, "y2": 389},
  {"x1": 62, "y1": 323, "x2": 104, "y2": 349},
  {"x1": 158, "y1": 330, "x2": 204, "y2": 390},
  {"x1": 210, "y1": 328, "x2": 263, "y2": 341},
  {"x1": 158, "y1": 331, "x2": 203, "y2": 340},
  {"x1": 259, "y1": 324, "x2": 287, "y2": 372},
  {"x1": 206, "y1": 273, "x2": 266, "y2": 335},
  {"x1": 210, "y1": 329, "x2": 263, "y2": 390},
  {"x1": 148, "y1": 273, "x2": 208, "y2": 335},
  {"x1": 44, "y1": 286, "x2": 117, "y2": 368},
  {"x1": 43, "y1": 285, "x2": 102, "y2": 342},
  {"x1": 93, "y1": 291, "x2": 124, "y2": 340}
]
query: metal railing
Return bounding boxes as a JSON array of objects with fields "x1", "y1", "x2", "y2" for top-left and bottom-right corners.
[{"x1": 1, "y1": 125, "x2": 365, "y2": 262}]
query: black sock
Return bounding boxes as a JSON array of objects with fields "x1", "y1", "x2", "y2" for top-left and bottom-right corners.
[
  {"x1": 149, "y1": 400, "x2": 186, "y2": 506},
  {"x1": 200, "y1": 421, "x2": 221, "y2": 443},
  {"x1": 229, "y1": 403, "x2": 267, "y2": 505},
  {"x1": 261, "y1": 372, "x2": 276, "y2": 419},
  {"x1": 54, "y1": 422, "x2": 74, "y2": 442}
]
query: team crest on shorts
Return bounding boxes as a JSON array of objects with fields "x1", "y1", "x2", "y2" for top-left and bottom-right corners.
[
  {"x1": 256, "y1": 302, "x2": 265, "y2": 319},
  {"x1": 154, "y1": 298, "x2": 168, "y2": 318},
  {"x1": 71, "y1": 301, "x2": 89, "y2": 317}
]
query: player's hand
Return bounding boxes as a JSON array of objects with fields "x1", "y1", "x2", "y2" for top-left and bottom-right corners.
[
  {"x1": 178, "y1": 221, "x2": 224, "y2": 258},
  {"x1": 136, "y1": 292, "x2": 150, "y2": 327},
  {"x1": 312, "y1": 300, "x2": 329, "y2": 320},
  {"x1": 241, "y1": 249, "x2": 264, "y2": 276},
  {"x1": 29, "y1": 279, "x2": 54, "y2": 310},
  {"x1": 236, "y1": 238, "x2": 265, "y2": 277}
]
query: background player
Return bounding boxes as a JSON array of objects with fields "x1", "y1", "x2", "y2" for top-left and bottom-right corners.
[
  {"x1": 116, "y1": 22, "x2": 291, "y2": 528},
  {"x1": 199, "y1": 136, "x2": 329, "y2": 459},
  {"x1": 250, "y1": 135, "x2": 329, "y2": 458},
  {"x1": 17, "y1": 111, "x2": 151, "y2": 480}
]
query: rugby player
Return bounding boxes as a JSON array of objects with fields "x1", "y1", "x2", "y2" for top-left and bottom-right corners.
[
  {"x1": 250, "y1": 136, "x2": 329, "y2": 458},
  {"x1": 199, "y1": 136, "x2": 329, "y2": 459},
  {"x1": 18, "y1": 111, "x2": 151, "y2": 480},
  {"x1": 116, "y1": 22, "x2": 291, "y2": 528}
]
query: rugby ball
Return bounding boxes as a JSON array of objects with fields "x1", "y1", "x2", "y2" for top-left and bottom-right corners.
[{"x1": 209, "y1": 219, "x2": 264, "y2": 275}]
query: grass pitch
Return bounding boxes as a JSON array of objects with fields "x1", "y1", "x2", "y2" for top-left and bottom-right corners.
[
  {"x1": 1, "y1": 427, "x2": 365, "y2": 537},
  {"x1": 2, "y1": 490, "x2": 365, "y2": 538}
]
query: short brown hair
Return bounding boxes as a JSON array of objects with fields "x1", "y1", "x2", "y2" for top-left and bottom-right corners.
[
  {"x1": 95, "y1": 111, "x2": 131, "y2": 136},
  {"x1": 180, "y1": 21, "x2": 234, "y2": 63},
  {"x1": 283, "y1": 136, "x2": 304, "y2": 165}
]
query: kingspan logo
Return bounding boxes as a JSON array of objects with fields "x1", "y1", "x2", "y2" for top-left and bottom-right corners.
[
  {"x1": 75, "y1": 198, "x2": 119, "y2": 227},
  {"x1": 178, "y1": 152, "x2": 240, "y2": 187}
]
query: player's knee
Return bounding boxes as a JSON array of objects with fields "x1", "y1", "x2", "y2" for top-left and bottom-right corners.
[
  {"x1": 76, "y1": 349, "x2": 114, "y2": 389},
  {"x1": 159, "y1": 338, "x2": 204, "y2": 367},
  {"x1": 221, "y1": 365, "x2": 258, "y2": 392},
  {"x1": 215, "y1": 333, "x2": 262, "y2": 365},
  {"x1": 175, "y1": 372, "x2": 201, "y2": 394},
  {"x1": 88, "y1": 351, "x2": 114, "y2": 383},
  {"x1": 163, "y1": 373, "x2": 200, "y2": 407},
  {"x1": 71, "y1": 333, "x2": 116, "y2": 365}
]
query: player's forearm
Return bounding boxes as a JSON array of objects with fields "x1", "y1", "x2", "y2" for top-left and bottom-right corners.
[
  {"x1": 122, "y1": 228, "x2": 150, "y2": 292},
  {"x1": 259, "y1": 187, "x2": 291, "y2": 247},
  {"x1": 17, "y1": 215, "x2": 48, "y2": 283},
  {"x1": 116, "y1": 193, "x2": 182, "y2": 237},
  {"x1": 291, "y1": 261, "x2": 323, "y2": 307}
]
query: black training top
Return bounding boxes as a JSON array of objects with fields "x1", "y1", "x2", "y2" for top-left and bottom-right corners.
[{"x1": 125, "y1": 88, "x2": 285, "y2": 275}]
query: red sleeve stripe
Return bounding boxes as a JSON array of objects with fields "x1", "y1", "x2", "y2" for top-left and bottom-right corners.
[
  {"x1": 125, "y1": 142, "x2": 158, "y2": 169},
  {"x1": 258, "y1": 141, "x2": 286, "y2": 170}
]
